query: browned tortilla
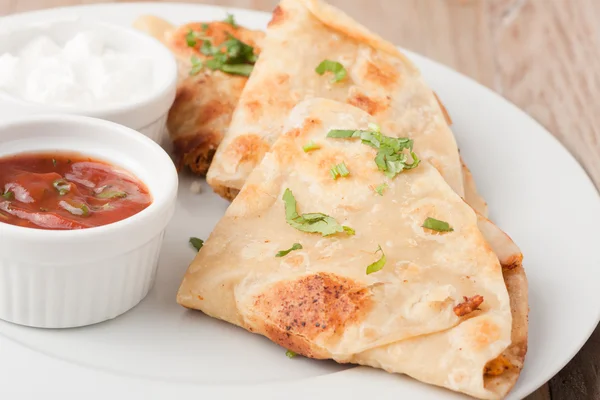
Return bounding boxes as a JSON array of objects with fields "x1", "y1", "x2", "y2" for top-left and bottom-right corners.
[
  {"x1": 179, "y1": 98, "x2": 527, "y2": 399},
  {"x1": 134, "y1": 16, "x2": 264, "y2": 174}
]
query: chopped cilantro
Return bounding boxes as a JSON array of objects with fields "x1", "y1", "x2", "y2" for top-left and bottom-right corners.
[
  {"x1": 282, "y1": 188, "x2": 354, "y2": 237},
  {"x1": 275, "y1": 243, "x2": 302, "y2": 257},
  {"x1": 327, "y1": 128, "x2": 420, "y2": 179},
  {"x1": 223, "y1": 13, "x2": 237, "y2": 28},
  {"x1": 186, "y1": 29, "x2": 210, "y2": 47},
  {"x1": 185, "y1": 29, "x2": 197, "y2": 47},
  {"x1": 189, "y1": 237, "x2": 204, "y2": 251},
  {"x1": 219, "y1": 63, "x2": 254, "y2": 76},
  {"x1": 189, "y1": 55, "x2": 203, "y2": 76},
  {"x1": 366, "y1": 245, "x2": 386, "y2": 275},
  {"x1": 374, "y1": 183, "x2": 388, "y2": 196},
  {"x1": 286, "y1": 350, "x2": 297, "y2": 358},
  {"x1": 198, "y1": 34, "x2": 257, "y2": 77},
  {"x1": 422, "y1": 217, "x2": 454, "y2": 232}
]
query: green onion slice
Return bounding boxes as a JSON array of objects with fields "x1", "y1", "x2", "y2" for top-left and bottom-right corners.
[{"x1": 315, "y1": 60, "x2": 347, "y2": 83}]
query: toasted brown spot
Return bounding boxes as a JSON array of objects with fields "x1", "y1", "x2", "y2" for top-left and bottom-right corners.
[
  {"x1": 211, "y1": 184, "x2": 239, "y2": 201},
  {"x1": 225, "y1": 134, "x2": 270, "y2": 165},
  {"x1": 473, "y1": 320, "x2": 502, "y2": 350},
  {"x1": 263, "y1": 323, "x2": 328, "y2": 358},
  {"x1": 194, "y1": 98, "x2": 232, "y2": 127},
  {"x1": 276, "y1": 73, "x2": 290, "y2": 85},
  {"x1": 254, "y1": 273, "x2": 372, "y2": 357},
  {"x1": 484, "y1": 355, "x2": 513, "y2": 376},
  {"x1": 347, "y1": 92, "x2": 390, "y2": 116},
  {"x1": 364, "y1": 61, "x2": 399, "y2": 86},
  {"x1": 288, "y1": 118, "x2": 322, "y2": 139},
  {"x1": 244, "y1": 100, "x2": 262, "y2": 119},
  {"x1": 268, "y1": 5, "x2": 286, "y2": 27},
  {"x1": 283, "y1": 254, "x2": 305, "y2": 268},
  {"x1": 316, "y1": 152, "x2": 346, "y2": 176},
  {"x1": 197, "y1": 295, "x2": 204, "y2": 301},
  {"x1": 434, "y1": 92, "x2": 452, "y2": 126},
  {"x1": 305, "y1": 117, "x2": 321, "y2": 129},
  {"x1": 285, "y1": 128, "x2": 302, "y2": 138},
  {"x1": 501, "y1": 253, "x2": 523, "y2": 270},
  {"x1": 453, "y1": 295, "x2": 484, "y2": 317}
]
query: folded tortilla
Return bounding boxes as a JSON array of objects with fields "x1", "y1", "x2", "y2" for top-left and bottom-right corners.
[
  {"x1": 434, "y1": 92, "x2": 489, "y2": 217},
  {"x1": 134, "y1": 16, "x2": 264, "y2": 174},
  {"x1": 179, "y1": 98, "x2": 525, "y2": 399},
  {"x1": 207, "y1": 0, "x2": 463, "y2": 200}
]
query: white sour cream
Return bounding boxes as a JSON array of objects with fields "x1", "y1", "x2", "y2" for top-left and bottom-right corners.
[{"x1": 0, "y1": 31, "x2": 154, "y2": 108}]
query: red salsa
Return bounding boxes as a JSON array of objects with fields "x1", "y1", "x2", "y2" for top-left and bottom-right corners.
[{"x1": 0, "y1": 152, "x2": 152, "y2": 230}]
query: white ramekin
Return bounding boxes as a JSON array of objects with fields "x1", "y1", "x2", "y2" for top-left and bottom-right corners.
[
  {"x1": 0, "y1": 19, "x2": 177, "y2": 144},
  {"x1": 0, "y1": 115, "x2": 178, "y2": 328}
]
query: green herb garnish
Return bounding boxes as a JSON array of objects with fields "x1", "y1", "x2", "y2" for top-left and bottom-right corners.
[
  {"x1": 302, "y1": 141, "x2": 321, "y2": 152},
  {"x1": 282, "y1": 188, "x2": 354, "y2": 237},
  {"x1": 189, "y1": 55, "x2": 203, "y2": 76},
  {"x1": 327, "y1": 127, "x2": 420, "y2": 179},
  {"x1": 190, "y1": 237, "x2": 204, "y2": 251},
  {"x1": 52, "y1": 158, "x2": 57, "y2": 167},
  {"x1": 200, "y1": 40, "x2": 213, "y2": 56},
  {"x1": 366, "y1": 245, "x2": 386, "y2": 275},
  {"x1": 275, "y1": 243, "x2": 302, "y2": 258},
  {"x1": 422, "y1": 217, "x2": 454, "y2": 232},
  {"x1": 343, "y1": 226, "x2": 355, "y2": 235},
  {"x1": 1, "y1": 191, "x2": 14, "y2": 200},
  {"x1": 219, "y1": 63, "x2": 254, "y2": 76},
  {"x1": 186, "y1": 29, "x2": 197, "y2": 47},
  {"x1": 330, "y1": 162, "x2": 350, "y2": 180},
  {"x1": 53, "y1": 179, "x2": 70, "y2": 196},
  {"x1": 286, "y1": 350, "x2": 297, "y2": 358},
  {"x1": 59, "y1": 200, "x2": 89, "y2": 217},
  {"x1": 315, "y1": 60, "x2": 347, "y2": 83},
  {"x1": 198, "y1": 34, "x2": 257, "y2": 77},
  {"x1": 186, "y1": 28, "x2": 210, "y2": 47},
  {"x1": 202, "y1": 23, "x2": 209, "y2": 30},
  {"x1": 97, "y1": 190, "x2": 127, "y2": 199},
  {"x1": 374, "y1": 183, "x2": 388, "y2": 196},
  {"x1": 223, "y1": 13, "x2": 237, "y2": 28}
]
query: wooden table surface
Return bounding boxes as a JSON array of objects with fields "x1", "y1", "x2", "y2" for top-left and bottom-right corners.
[{"x1": 2, "y1": 0, "x2": 598, "y2": 399}]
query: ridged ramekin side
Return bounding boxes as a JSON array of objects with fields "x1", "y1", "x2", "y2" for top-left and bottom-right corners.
[{"x1": 0, "y1": 231, "x2": 165, "y2": 329}]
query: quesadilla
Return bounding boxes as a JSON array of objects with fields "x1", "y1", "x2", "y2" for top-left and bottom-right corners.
[
  {"x1": 207, "y1": 0, "x2": 463, "y2": 200},
  {"x1": 134, "y1": 15, "x2": 264, "y2": 174},
  {"x1": 434, "y1": 92, "x2": 489, "y2": 217},
  {"x1": 178, "y1": 98, "x2": 526, "y2": 399}
]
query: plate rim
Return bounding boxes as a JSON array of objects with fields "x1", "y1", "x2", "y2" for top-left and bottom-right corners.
[{"x1": 1, "y1": 2, "x2": 599, "y2": 399}]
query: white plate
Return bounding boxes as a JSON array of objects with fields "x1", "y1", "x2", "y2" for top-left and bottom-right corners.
[{"x1": 1, "y1": 3, "x2": 599, "y2": 399}]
